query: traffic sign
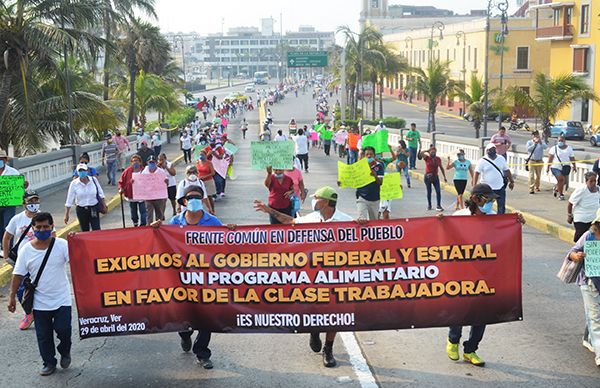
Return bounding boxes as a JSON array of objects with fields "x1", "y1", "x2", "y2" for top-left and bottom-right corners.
[{"x1": 287, "y1": 51, "x2": 328, "y2": 68}]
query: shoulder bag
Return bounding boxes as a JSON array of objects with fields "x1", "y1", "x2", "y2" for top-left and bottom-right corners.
[
  {"x1": 557, "y1": 234, "x2": 593, "y2": 284},
  {"x1": 554, "y1": 146, "x2": 572, "y2": 176},
  {"x1": 20, "y1": 238, "x2": 56, "y2": 314},
  {"x1": 92, "y1": 177, "x2": 108, "y2": 214},
  {"x1": 524, "y1": 143, "x2": 538, "y2": 172},
  {"x1": 7, "y1": 223, "x2": 32, "y2": 264},
  {"x1": 483, "y1": 158, "x2": 508, "y2": 187}
]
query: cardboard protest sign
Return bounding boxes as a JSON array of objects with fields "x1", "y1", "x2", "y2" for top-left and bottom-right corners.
[
  {"x1": 361, "y1": 130, "x2": 390, "y2": 154},
  {"x1": 212, "y1": 157, "x2": 229, "y2": 179},
  {"x1": 585, "y1": 241, "x2": 600, "y2": 277},
  {"x1": 0, "y1": 175, "x2": 25, "y2": 207},
  {"x1": 224, "y1": 142, "x2": 238, "y2": 155},
  {"x1": 251, "y1": 141, "x2": 294, "y2": 170},
  {"x1": 380, "y1": 172, "x2": 404, "y2": 200},
  {"x1": 338, "y1": 159, "x2": 375, "y2": 189},
  {"x1": 132, "y1": 172, "x2": 168, "y2": 200}
]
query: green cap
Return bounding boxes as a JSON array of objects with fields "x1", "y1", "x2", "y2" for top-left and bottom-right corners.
[{"x1": 312, "y1": 186, "x2": 338, "y2": 202}]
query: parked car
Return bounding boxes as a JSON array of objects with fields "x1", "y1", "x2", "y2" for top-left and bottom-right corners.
[
  {"x1": 590, "y1": 133, "x2": 600, "y2": 146},
  {"x1": 244, "y1": 84, "x2": 256, "y2": 93},
  {"x1": 224, "y1": 92, "x2": 248, "y2": 104},
  {"x1": 549, "y1": 120, "x2": 585, "y2": 140},
  {"x1": 463, "y1": 111, "x2": 507, "y2": 122}
]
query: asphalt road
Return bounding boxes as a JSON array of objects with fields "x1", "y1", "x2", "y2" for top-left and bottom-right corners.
[{"x1": 0, "y1": 84, "x2": 598, "y2": 387}]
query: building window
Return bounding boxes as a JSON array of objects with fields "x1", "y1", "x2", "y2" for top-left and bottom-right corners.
[
  {"x1": 553, "y1": 8, "x2": 561, "y2": 26},
  {"x1": 473, "y1": 48, "x2": 477, "y2": 70},
  {"x1": 371, "y1": 0, "x2": 379, "y2": 8},
  {"x1": 310, "y1": 39, "x2": 318, "y2": 44},
  {"x1": 573, "y1": 47, "x2": 589, "y2": 73},
  {"x1": 565, "y1": 7, "x2": 573, "y2": 25},
  {"x1": 516, "y1": 47, "x2": 529, "y2": 70},
  {"x1": 581, "y1": 4, "x2": 590, "y2": 34}
]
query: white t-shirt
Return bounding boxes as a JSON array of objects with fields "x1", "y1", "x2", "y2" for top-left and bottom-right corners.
[
  {"x1": 165, "y1": 161, "x2": 177, "y2": 187},
  {"x1": 569, "y1": 186, "x2": 600, "y2": 223},
  {"x1": 292, "y1": 135, "x2": 309, "y2": 155},
  {"x1": 176, "y1": 179, "x2": 208, "y2": 202},
  {"x1": 14, "y1": 238, "x2": 71, "y2": 311},
  {"x1": 295, "y1": 209, "x2": 353, "y2": 224},
  {"x1": 274, "y1": 134, "x2": 288, "y2": 142},
  {"x1": 6, "y1": 211, "x2": 34, "y2": 243},
  {"x1": 1, "y1": 165, "x2": 20, "y2": 176},
  {"x1": 475, "y1": 156, "x2": 509, "y2": 190},
  {"x1": 180, "y1": 136, "x2": 192, "y2": 150},
  {"x1": 549, "y1": 145, "x2": 575, "y2": 169}
]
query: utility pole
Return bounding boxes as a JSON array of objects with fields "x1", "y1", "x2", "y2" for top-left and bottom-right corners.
[{"x1": 341, "y1": 44, "x2": 347, "y2": 122}]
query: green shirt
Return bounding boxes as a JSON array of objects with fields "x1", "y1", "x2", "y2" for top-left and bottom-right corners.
[{"x1": 406, "y1": 130, "x2": 420, "y2": 149}]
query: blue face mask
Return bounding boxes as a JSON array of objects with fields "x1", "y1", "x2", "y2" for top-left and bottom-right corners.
[
  {"x1": 34, "y1": 230, "x2": 52, "y2": 241},
  {"x1": 199, "y1": 155, "x2": 206, "y2": 161},
  {"x1": 78, "y1": 171, "x2": 88, "y2": 179},
  {"x1": 366, "y1": 157, "x2": 374, "y2": 164},
  {"x1": 478, "y1": 201, "x2": 494, "y2": 214},
  {"x1": 132, "y1": 163, "x2": 140, "y2": 169},
  {"x1": 458, "y1": 155, "x2": 465, "y2": 162},
  {"x1": 558, "y1": 141, "x2": 565, "y2": 147},
  {"x1": 0, "y1": 160, "x2": 4, "y2": 169},
  {"x1": 187, "y1": 198, "x2": 204, "y2": 212},
  {"x1": 149, "y1": 163, "x2": 157, "y2": 171},
  {"x1": 274, "y1": 173, "x2": 284, "y2": 179}
]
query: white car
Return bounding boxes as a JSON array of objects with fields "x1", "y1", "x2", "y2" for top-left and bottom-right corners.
[{"x1": 244, "y1": 85, "x2": 256, "y2": 93}]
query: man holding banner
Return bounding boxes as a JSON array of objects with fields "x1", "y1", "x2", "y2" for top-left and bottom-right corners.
[
  {"x1": 253, "y1": 186, "x2": 355, "y2": 367},
  {"x1": 356, "y1": 147, "x2": 384, "y2": 220}
]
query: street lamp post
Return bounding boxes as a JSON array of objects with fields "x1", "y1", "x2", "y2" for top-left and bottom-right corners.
[
  {"x1": 429, "y1": 21, "x2": 445, "y2": 63},
  {"x1": 498, "y1": 1, "x2": 509, "y2": 130},
  {"x1": 456, "y1": 31, "x2": 467, "y2": 117}
]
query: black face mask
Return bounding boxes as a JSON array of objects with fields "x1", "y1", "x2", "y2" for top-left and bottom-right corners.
[{"x1": 487, "y1": 149, "x2": 497, "y2": 158}]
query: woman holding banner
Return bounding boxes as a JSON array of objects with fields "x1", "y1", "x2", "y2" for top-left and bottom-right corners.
[{"x1": 264, "y1": 166, "x2": 294, "y2": 225}]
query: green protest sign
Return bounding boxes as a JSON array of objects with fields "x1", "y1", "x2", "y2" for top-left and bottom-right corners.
[
  {"x1": 0, "y1": 175, "x2": 25, "y2": 207},
  {"x1": 320, "y1": 129, "x2": 333, "y2": 141},
  {"x1": 251, "y1": 141, "x2": 295, "y2": 170},
  {"x1": 224, "y1": 142, "x2": 238, "y2": 155},
  {"x1": 361, "y1": 130, "x2": 390, "y2": 154},
  {"x1": 584, "y1": 241, "x2": 600, "y2": 277},
  {"x1": 338, "y1": 159, "x2": 375, "y2": 189},
  {"x1": 380, "y1": 172, "x2": 404, "y2": 200}
]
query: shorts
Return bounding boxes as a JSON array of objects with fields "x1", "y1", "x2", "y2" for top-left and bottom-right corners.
[
  {"x1": 453, "y1": 180, "x2": 467, "y2": 195},
  {"x1": 379, "y1": 200, "x2": 392, "y2": 213},
  {"x1": 203, "y1": 178, "x2": 217, "y2": 196},
  {"x1": 167, "y1": 185, "x2": 177, "y2": 201},
  {"x1": 551, "y1": 168, "x2": 564, "y2": 177}
]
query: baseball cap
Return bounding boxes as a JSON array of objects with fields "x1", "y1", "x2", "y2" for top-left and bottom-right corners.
[
  {"x1": 23, "y1": 191, "x2": 40, "y2": 200},
  {"x1": 76, "y1": 163, "x2": 89, "y2": 171},
  {"x1": 485, "y1": 143, "x2": 496, "y2": 151},
  {"x1": 471, "y1": 183, "x2": 499, "y2": 199},
  {"x1": 312, "y1": 186, "x2": 338, "y2": 202}
]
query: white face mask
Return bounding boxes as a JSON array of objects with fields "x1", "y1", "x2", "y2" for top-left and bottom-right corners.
[
  {"x1": 26, "y1": 203, "x2": 40, "y2": 213},
  {"x1": 311, "y1": 199, "x2": 319, "y2": 212},
  {"x1": 187, "y1": 174, "x2": 198, "y2": 182}
]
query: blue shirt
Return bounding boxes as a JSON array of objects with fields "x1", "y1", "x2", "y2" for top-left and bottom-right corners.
[
  {"x1": 453, "y1": 159, "x2": 471, "y2": 181},
  {"x1": 72, "y1": 166, "x2": 98, "y2": 177},
  {"x1": 168, "y1": 211, "x2": 223, "y2": 226},
  {"x1": 356, "y1": 161, "x2": 384, "y2": 201}
]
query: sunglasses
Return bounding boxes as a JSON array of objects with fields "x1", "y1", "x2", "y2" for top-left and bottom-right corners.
[
  {"x1": 185, "y1": 195, "x2": 203, "y2": 200},
  {"x1": 478, "y1": 195, "x2": 495, "y2": 203}
]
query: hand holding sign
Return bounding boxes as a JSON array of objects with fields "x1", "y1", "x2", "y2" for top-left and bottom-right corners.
[
  {"x1": 338, "y1": 159, "x2": 376, "y2": 189},
  {"x1": 132, "y1": 172, "x2": 168, "y2": 201},
  {"x1": 0, "y1": 175, "x2": 25, "y2": 207},
  {"x1": 361, "y1": 130, "x2": 390, "y2": 154},
  {"x1": 251, "y1": 141, "x2": 294, "y2": 170},
  {"x1": 584, "y1": 241, "x2": 600, "y2": 277},
  {"x1": 380, "y1": 172, "x2": 404, "y2": 200}
]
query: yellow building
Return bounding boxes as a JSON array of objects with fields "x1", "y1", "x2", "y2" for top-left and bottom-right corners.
[
  {"x1": 382, "y1": 17, "x2": 551, "y2": 116},
  {"x1": 532, "y1": 1, "x2": 599, "y2": 127}
]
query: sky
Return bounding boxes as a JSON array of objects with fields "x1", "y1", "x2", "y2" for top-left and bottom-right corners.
[{"x1": 155, "y1": 0, "x2": 520, "y2": 36}]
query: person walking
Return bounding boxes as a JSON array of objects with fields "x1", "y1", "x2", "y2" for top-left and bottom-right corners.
[
  {"x1": 180, "y1": 131, "x2": 193, "y2": 164},
  {"x1": 101, "y1": 134, "x2": 119, "y2": 186},
  {"x1": 136, "y1": 140, "x2": 155, "y2": 166},
  {"x1": 8, "y1": 212, "x2": 72, "y2": 376},
  {"x1": 3, "y1": 191, "x2": 42, "y2": 330},
  {"x1": 395, "y1": 140, "x2": 411, "y2": 188},
  {"x1": 274, "y1": 129, "x2": 288, "y2": 141},
  {"x1": 547, "y1": 134, "x2": 576, "y2": 201},
  {"x1": 240, "y1": 118, "x2": 248, "y2": 139},
  {"x1": 355, "y1": 146, "x2": 384, "y2": 220},
  {"x1": 346, "y1": 128, "x2": 360, "y2": 165},
  {"x1": 64, "y1": 164, "x2": 106, "y2": 231},
  {"x1": 525, "y1": 130, "x2": 547, "y2": 194},
  {"x1": 292, "y1": 128, "x2": 309, "y2": 173},
  {"x1": 335, "y1": 125, "x2": 348, "y2": 159},
  {"x1": 446, "y1": 149, "x2": 473, "y2": 210},
  {"x1": 405, "y1": 123, "x2": 421, "y2": 169},
  {"x1": 264, "y1": 166, "x2": 294, "y2": 224},
  {"x1": 118, "y1": 155, "x2": 147, "y2": 227},
  {"x1": 420, "y1": 146, "x2": 447, "y2": 212},
  {"x1": 176, "y1": 165, "x2": 212, "y2": 214},
  {"x1": 151, "y1": 185, "x2": 223, "y2": 370},
  {"x1": 253, "y1": 186, "x2": 355, "y2": 368},
  {"x1": 473, "y1": 143, "x2": 514, "y2": 215},
  {"x1": 158, "y1": 153, "x2": 178, "y2": 217},
  {"x1": 113, "y1": 131, "x2": 130, "y2": 172},
  {"x1": 490, "y1": 126, "x2": 512, "y2": 158},
  {"x1": 141, "y1": 156, "x2": 168, "y2": 224},
  {"x1": 196, "y1": 150, "x2": 217, "y2": 213},
  {"x1": 568, "y1": 172, "x2": 600, "y2": 242},
  {"x1": 151, "y1": 129, "x2": 162, "y2": 157}
]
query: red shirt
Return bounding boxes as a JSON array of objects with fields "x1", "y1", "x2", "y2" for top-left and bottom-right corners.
[
  {"x1": 196, "y1": 161, "x2": 214, "y2": 182},
  {"x1": 118, "y1": 166, "x2": 141, "y2": 199},
  {"x1": 268, "y1": 175, "x2": 294, "y2": 209},
  {"x1": 424, "y1": 156, "x2": 441, "y2": 175}
]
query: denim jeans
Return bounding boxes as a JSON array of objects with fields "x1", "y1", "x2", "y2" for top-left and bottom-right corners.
[
  {"x1": 33, "y1": 306, "x2": 72, "y2": 367},
  {"x1": 0, "y1": 206, "x2": 16, "y2": 250},
  {"x1": 213, "y1": 173, "x2": 226, "y2": 195},
  {"x1": 398, "y1": 165, "x2": 411, "y2": 186},
  {"x1": 323, "y1": 140, "x2": 331, "y2": 156},
  {"x1": 581, "y1": 283, "x2": 600, "y2": 363},
  {"x1": 408, "y1": 147, "x2": 418, "y2": 169},
  {"x1": 448, "y1": 325, "x2": 486, "y2": 353},
  {"x1": 493, "y1": 187, "x2": 507, "y2": 215},
  {"x1": 153, "y1": 145, "x2": 162, "y2": 157},
  {"x1": 129, "y1": 201, "x2": 147, "y2": 226},
  {"x1": 347, "y1": 149, "x2": 358, "y2": 165},
  {"x1": 106, "y1": 159, "x2": 117, "y2": 184},
  {"x1": 424, "y1": 175, "x2": 441, "y2": 208},
  {"x1": 179, "y1": 330, "x2": 212, "y2": 360}
]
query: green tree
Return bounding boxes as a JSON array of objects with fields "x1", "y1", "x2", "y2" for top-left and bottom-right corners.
[
  {"x1": 505, "y1": 73, "x2": 598, "y2": 140},
  {"x1": 410, "y1": 59, "x2": 457, "y2": 133},
  {"x1": 375, "y1": 45, "x2": 409, "y2": 119}
]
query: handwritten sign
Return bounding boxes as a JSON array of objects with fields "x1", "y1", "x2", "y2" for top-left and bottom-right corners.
[
  {"x1": 251, "y1": 141, "x2": 294, "y2": 170},
  {"x1": 361, "y1": 130, "x2": 390, "y2": 154},
  {"x1": 212, "y1": 157, "x2": 230, "y2": 179},
  {"x1": 338, "y1": 159, "x2": 375, "y2": 189},
  {"x1": 0, "y1": 175, "x2": 25, "y2": 207},
  {"x1": 224, "y1": 142, "x2": 238, "y2": 155},
  {"x1": 132, "y1": 172, "x2": 168, "y2": 201},
  {"x1": 380, "y1": 172, "x2": 404, "y2": 200},
  {"x1": 584, "y1": 241, "x2": 600, "y2": 277}
]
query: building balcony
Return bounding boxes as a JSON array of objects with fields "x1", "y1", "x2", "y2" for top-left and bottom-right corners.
[
  {"x1": 532, "y1": 1, "x2": 575, "y2": 41},
  {"x1": 536, "y1": 24, "x2": 574, "y2": 40}
]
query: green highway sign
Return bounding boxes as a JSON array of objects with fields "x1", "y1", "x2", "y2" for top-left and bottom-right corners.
[{"x1": 287, "y1": 51, "x2": 328, "y2": 68}]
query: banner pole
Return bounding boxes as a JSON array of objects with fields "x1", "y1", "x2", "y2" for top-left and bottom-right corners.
[{"x1": 120, "y1": 193, "x2": 126, "y2": 228}]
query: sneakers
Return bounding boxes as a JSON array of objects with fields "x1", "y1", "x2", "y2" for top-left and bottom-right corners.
[
  {"x1": 436, "y1": 206, "x2": 444, "y2": 212},
  {"x1": 60, "y1": 354, "x2": 71, "y2": 369},
  {"x1": 323, "y1": 345, "x2": 337, "y2": 368},
  {"x1": 198, "y1": 358, "x2": 213, "y2": 369},
  {"x1": 583, "y1": 338, "x2": 594, "y2": 353},
  {"x1": 180, "y1": 335, "x2": 192, "y2": 352},
  {"x1": 427, "y1": 206, "x2": 432, "y2": 211},
  {"x1": 40, "y1": 364, "x2": 56, "y2": 376},
  {"x1": 463, "y1": 352, "x2": 485, "y2": 367},
  {"x1": 559, "y1": 194, "x2": 565, "y2": 201},
  {"x1": 309, "y1": 332, "x2": 322, "y2": 353},
  {"x1": 19, "y1": 313, "x2": 34, "y2": 330},
  {"x1": 446, "y1": 340, "x2": 459, "y2": 361}
]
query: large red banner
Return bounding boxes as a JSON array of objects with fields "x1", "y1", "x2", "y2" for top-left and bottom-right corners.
[{"x1": 68, "y1": 215, "x2": 522, "y2": 339}]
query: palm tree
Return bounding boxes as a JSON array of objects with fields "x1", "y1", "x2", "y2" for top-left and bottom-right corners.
[
  {"x1": 118, "y1": 19, "x2": 171, "y2": 134},
  {"x1": 505, "y1": 73, "x2": 598, "y2": 141},
  {"x1": 456, "y1": 75, "x2": 487, "y2": 138},
  {"x1": 410, "y1": 59, "x2": 457, "y2": 133},
  {"x1": 100, "y1": 0, "x2": 156, "y2": 100}
]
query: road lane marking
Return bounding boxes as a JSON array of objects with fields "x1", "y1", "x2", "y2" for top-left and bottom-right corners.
[{"x1": 340, "y1": 332, "x2": 378, "y2": 388}]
